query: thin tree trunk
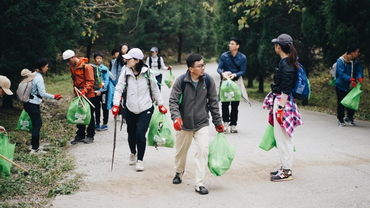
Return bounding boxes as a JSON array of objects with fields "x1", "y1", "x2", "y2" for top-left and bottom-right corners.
[
  {"x1": 258, "y1": 74, "x2": 264, "y2": 93},
  {"x1": 86, "y1": 42, "x2": 92, "y2": 62},
  {"x1": 247, "y1": 76, "x2": 254, "y2": 88},
  {"x1": 177, "y1": 33, "x2": 182, "y2": 63}
]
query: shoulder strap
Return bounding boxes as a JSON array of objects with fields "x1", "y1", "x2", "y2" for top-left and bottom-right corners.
[
  {"x1": 149, "y1": 57, "x2": 152, "y2": 68},
  {"x1": 146, "y1": 70, "x2": 153, "y2": 100},
  {"x1": 227, "y1": 51, "x2": 240, "y2": 71}
]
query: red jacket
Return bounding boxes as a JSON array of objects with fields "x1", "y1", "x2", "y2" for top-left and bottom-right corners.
[{"x1": 70, "y1": 57, "x2": 95, "y2": 98}]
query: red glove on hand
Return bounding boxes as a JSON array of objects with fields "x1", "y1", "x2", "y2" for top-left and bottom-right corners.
[
  {"x1": 112, "y1": 105, "x2": 119, "y2": 118},
  {"x1": 54, "y1": 94, "x2": 62, "y2": 100},
  {"x1": 215, "y1": 124, "x2": 224, "y2": 133},
  {"x1": 359, "y1": 77, "x2": 363, "y2": 84},
  {"x1": 350, "y1": 78, "x2": 356, "y2": 88},
  {"x1": 276, "y1": 109, "x2": 284, "y2": 125},
  {"x1": 159, "y1": 105, "x2": 167, "y2": 114},
  {"x1": 173, "y1": 118, "x2": 183, "y2": 131},
  {"x1": 80, "y1": 89, "x2": 86, "y2": 96},
  {"x1": 167, "y1": 66, "x2": 172, "y2": 70}
]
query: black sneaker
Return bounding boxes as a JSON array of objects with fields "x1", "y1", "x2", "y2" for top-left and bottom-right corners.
[
  {"x1": 70, "y1": 135, "x2": 85, "y2": 145},
  {"x1": 270, "y1": 166, "x2": 283, "y2": 176},
  {"x1": 271, "y1": 169, "x2": 293, "y2": 182},
  {"x1": 195, "y1": 186, "x2": 208, "y2": 195},
  {"x1": 338, "y1": 119, "x2": 346, "y2": 127},
  {"x1": 172, "y1": 172, "x2": 182, "y2": 184},
  {"x1": 84, "y1": 137, "x2": 94, "y2": 144},
  {"x1": 344, "y1": 117, "x2": 356, "y2": 126}
]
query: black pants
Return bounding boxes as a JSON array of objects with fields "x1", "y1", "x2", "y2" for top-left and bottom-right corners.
[
  {"x1": 126, "y1": 106, "x2": 154, "y2": 161},
  {"x1": 76, "y1": 96, "x2": 96, "y2": 138},
  {"x1": 336, "y1": 87, "x2": 355, "y2": 121},
  {"x1": 24, "y1": 102, "x2": 42, "y2": 150},
  {"x1": 221, "y1": 101, "x2": 240, "y2": 126},
  {"x1": 95, "y1": 91, "x2": 109, "y2": 125},
  {"x1": 156, "y1": 74, "x2": 162, "y2": 91}
]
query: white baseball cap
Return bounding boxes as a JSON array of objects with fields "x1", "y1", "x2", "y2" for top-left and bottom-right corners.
[
  {"x1": 62, "y1": 49, "x2": 75, "y2": 62},
  {"x1": 122, "y1": 48, "x2": 144, "y2": 60},
  {"x1": 0, "y1": 75, "x2": 13, "y2": 95}
]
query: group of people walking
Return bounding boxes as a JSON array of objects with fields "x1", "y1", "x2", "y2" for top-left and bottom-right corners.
[{"x1": 0, "y1": 32, "x2": 364, "y2": 195}]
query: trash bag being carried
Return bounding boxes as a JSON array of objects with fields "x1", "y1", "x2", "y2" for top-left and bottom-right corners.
[
  {"x1": 17, "y1": 109, "x2": 33, "y2": 133},
  {"x1": 0, "y1": 132, "x2": 16, "y2": 178},
  {"x1": 164, "y1": 70, "x2": 175, "y2": 88},
  {"x1": 66, "y1": 97, "x2": 91, "y2": 125},
  {"x1": 220, "y1": 79, "x2": 241, "y2": 102},
  {"x1": 148, "y1": 106, "x2": 175, "y2": 148},
  {"x1": 208, "y1": 133, "x2": 236, "y2": 176},
  {"x1": 341, "y1": 83, "x2": 362, "y2": 111},
  {"x1": 259, "y1": 124, "x2": 276, "y2": 151}
]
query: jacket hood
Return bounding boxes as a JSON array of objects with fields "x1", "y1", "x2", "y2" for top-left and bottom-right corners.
[{"x1": 76, "y1": 57, "x2": 89, "y2": 68}]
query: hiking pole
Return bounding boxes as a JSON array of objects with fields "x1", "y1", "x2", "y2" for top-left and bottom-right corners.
[
  {"x1": 0, "y1": 154, "x2": 29, "y2": 176},
  {"x1": 74, "y1": 87, "x2": 96, "y2": 108},
  {"x1": 111, "y1": 116, "x2": 117, "y2": 171}
]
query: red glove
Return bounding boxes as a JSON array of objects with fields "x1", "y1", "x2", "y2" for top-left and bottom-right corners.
[
  {"x1": 350, "y1": 78, "x2": 356, "y2": 88},
  {"x1": 276, "y1": 109, "x2": 284, "y2": 125},
  {"x1": 159, "y1": 105, "x2": 167, "y2": 114},
  {"x1": 80, "y1": 89, "x2": 86, "y2": 96},
  {"x1": 54, "y1": 94, "x2": 62, "y2": 100},
  {"x1": 359, "y1": 77, "x2": 363, "y2": 84},
  {"x1": 174, "y1": 118, "x2": 183, "y2": 131},
  {"x1": 215, "y1": 124, "x2": 224, "y2": 133},
  {"x1": 167, "y1": 66, "x2": 172, "y2": 70},
  {"x1": 112, "y1": 105, "x2": 119, "y2": 118}
]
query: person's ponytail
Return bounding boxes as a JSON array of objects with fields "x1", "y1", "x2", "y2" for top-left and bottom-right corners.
[{"x1": 286, "y1": 44, "x2": 299, "y2": 68}]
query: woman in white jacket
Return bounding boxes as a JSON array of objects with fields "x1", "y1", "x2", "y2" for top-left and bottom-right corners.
[{"x1": 112, "y1": 48, "x2": 167, "y2": 171}]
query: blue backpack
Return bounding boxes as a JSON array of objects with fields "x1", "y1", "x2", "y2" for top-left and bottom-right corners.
[{"x1": 292, "y1": 62, "x2": 310, "y2": 100}]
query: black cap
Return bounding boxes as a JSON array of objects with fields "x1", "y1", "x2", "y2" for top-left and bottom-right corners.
[{"x1": 271, "y1": 34, "x2": 293, "y2": 46}]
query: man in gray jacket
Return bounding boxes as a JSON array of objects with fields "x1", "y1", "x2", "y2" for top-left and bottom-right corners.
[{"x1": 169, "y1": 53, "x2": 224, "y2": 195}]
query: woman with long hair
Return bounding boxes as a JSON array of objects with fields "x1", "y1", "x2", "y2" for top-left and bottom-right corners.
[
  {"x1": 111, "y1": 48, "x2": 167, "y2": 171},
  {"x1": 23, "y1": 58, "x2": 62, "y2": 153},
  {"x1": 111, "y1": 43, "x2": 130, "y2": 85},
  {"x1": 263, "y1": 34, "x2": 303, "y2": 181}
]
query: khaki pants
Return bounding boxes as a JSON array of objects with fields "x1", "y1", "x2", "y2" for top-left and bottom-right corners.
[
  {"x1": 174, "y1": 126, "x2": 209, "y2": 187},
  {"x1": 273, "y1": 98, "x2": 294, "y2": 170}
]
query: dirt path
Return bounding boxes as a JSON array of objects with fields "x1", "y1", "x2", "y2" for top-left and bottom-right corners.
[{"x1": 52, "y1": 63, "x2": 370, "y2": 208}]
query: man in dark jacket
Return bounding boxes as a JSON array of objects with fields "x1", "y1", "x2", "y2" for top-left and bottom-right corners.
[{"x1": 169, "y1": 53, "x2": 224, "y2": 195}]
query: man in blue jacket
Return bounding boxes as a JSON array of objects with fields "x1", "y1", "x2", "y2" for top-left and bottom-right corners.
[
  {"x1": 217, "y1": 37, "x2": 247, "y2": 133},
  {"x1": 335, "y1": 44, "x2": 363, "y2": 126}
]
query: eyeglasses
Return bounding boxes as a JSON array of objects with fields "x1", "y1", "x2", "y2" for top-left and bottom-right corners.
[{"x1": 193, "y1": 63, "x2": 206, "y2": 69}]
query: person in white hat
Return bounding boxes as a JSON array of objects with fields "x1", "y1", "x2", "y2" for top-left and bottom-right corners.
[
  {"x1": 22, "y1": 58, "x2": 62, "y2": 154},
  {"x1": 145, "y1": 46, "x2": 171, "y2": 90},
  {"x1": 112, "y1": 48, "x2": 167, "y2": 172},
  {"x1": 0, "y1": 75, "x2": 13, "y2": 132},
  {"x1": 62, "y1": 49, "x2": 97, "y2": 145}
]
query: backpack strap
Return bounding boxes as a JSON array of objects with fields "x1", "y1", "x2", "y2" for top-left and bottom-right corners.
[
  {"x1": 149, "y1": 57, "x2": 152, "y2": 68},
  {"x1": 227, "y1": 51, "x2": 241, "y2": 71}
]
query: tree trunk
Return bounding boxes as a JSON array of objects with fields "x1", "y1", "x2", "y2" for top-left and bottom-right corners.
[
  {"x1": 1, "y1": 94, "x2": 13, "y2": 109},
  {"x1": 86, "y1": 42, "x2": 92, "y2": 62},
  {"x1": 177, "y1": 33, "x2": 182, "y2": 63},
  {"x1": 258, "y1": 74, "x2": 264, "y2": 93},
  {"x1": 247, "y1": 76, "x2": 254, "y2": 88}
]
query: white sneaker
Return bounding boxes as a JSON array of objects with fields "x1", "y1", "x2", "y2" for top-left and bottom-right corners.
[
  {"x1": 136, "y1": 160, "x2": 144, "y2": 171},
  {"x1": 30, "y1": 149, "x2": 47, "y2": 154},
  {"x1": 230, "y1": 125, "x2": 238, "y2": 133},
  {"x1": 224, "y1": 122, "x2": 230, "y2": 133},
  {"x1": 129, "y1": 153, "x2": 136, "y2": 166}
]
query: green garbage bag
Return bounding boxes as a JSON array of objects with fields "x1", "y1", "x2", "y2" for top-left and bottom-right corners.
[
  {"x1": 208, "y1": 133, "x2": 236, "y2": 176},
  {"x1": 148, "y1": 107, "x2": 175, "y2": 148},
  {"x1": 0, "y1": 132, "x2": 16, "y2": 178},
  {"x1": 259, "y1": 124, "x2": 276, "y2": 151},
  {"x1": 220, "y1": 79, "x2": 241, "y2": 102},
  {"x1": 17, "y1": 109, "x2": 33, "y2": 133},
  {"x1": 164, "y1": 70, "x2": 175, "y2": 88},
  {"x1": 66, "y1": 97, "x2": 91, "y2": 125},
  {"x1": 341, "y1": 84, "x2": 362, "y2": 111}
]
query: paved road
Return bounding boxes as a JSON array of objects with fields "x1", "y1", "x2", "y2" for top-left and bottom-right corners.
[{"x1": 53, "y1": 62, "x2": 370, "y2": 208}]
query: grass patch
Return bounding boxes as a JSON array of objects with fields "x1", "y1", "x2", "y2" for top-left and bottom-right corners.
[
  {"x1": 0, "y1": 72, "x2": 81, "y2": 207},
  {"x1": 245, "y1": 73, "x2": 370, "y2": 121}
]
